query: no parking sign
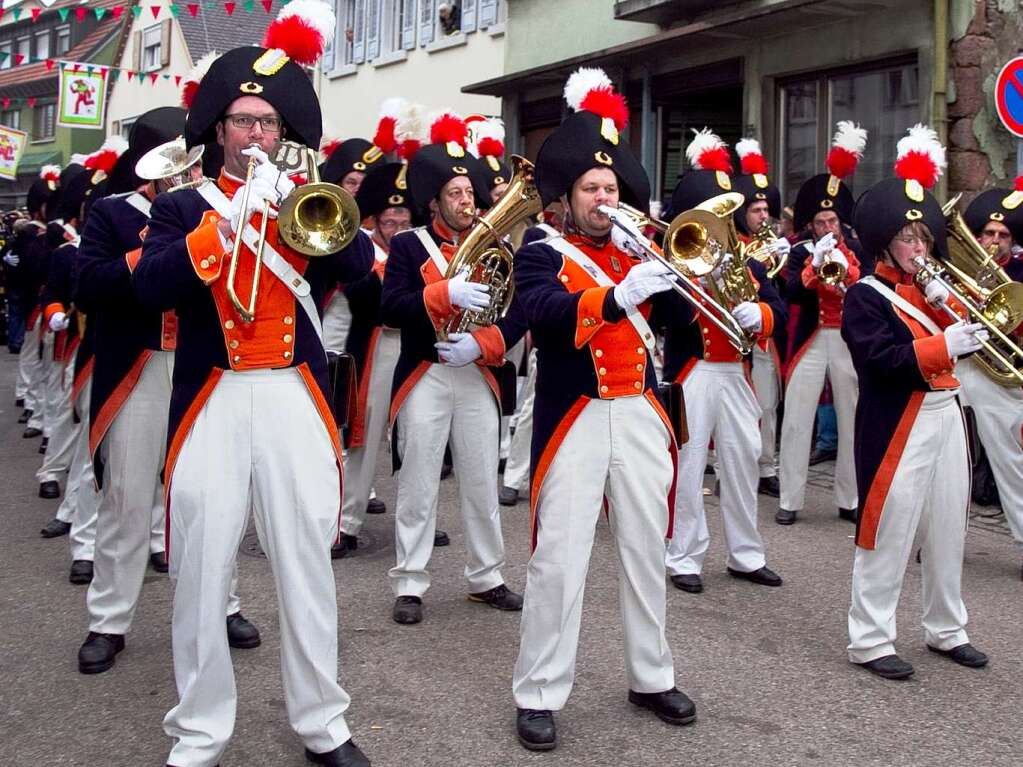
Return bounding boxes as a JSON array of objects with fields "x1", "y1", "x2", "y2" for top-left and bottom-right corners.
[{"x1": 995, "y1": 56, "x2": 1023, "y2": 138}]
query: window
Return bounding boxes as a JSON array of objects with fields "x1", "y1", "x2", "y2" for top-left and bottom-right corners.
[
  {"x1": 32, "y1": 103, "x2": 56, "y2": 141},
  {"x1": 0, "y1": 41, "x2": 12, "y2": 70},
  {"x1": 35, "y1": 30, "x2": 49, "y2": 61},
  {"x1": 142, "y1": 24, "x2": 163, "y2": 72},
  {"x1": 56, "y1": 26, "x2": 71, "y2": 56},
  {"x1": 16, "y1": 37, "x2": 30, "y2": 62},
  {"x1": 1, "y1": 109, "x2": 20, "y2": 130},
  {"x1": 778, "y1": 59, "x2": 919, "y2": 205}
]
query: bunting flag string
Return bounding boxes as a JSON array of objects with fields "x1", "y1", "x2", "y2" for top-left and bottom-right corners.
[
  {"x1": 0, "y1": 58, "x2": 192, "y2": 108},
  {"x1": 0, "y1": 2, "x2": 283, "y2": 26}
]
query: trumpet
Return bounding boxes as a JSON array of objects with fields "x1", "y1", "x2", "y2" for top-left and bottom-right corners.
[
  {"x1": 912, "y1": 255, "x2": 1023, "y2": 385},
  {"x1": 601, "y1": 193, "x2": 754, "y2": 355}
]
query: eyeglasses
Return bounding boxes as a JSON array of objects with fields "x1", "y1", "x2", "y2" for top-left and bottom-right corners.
[
  {"x1": 224, "y1": 113, "x2": 282, "y2": 132},
  {"x1": 894, "y1": 235, "x2": 930, "y2": 246}
]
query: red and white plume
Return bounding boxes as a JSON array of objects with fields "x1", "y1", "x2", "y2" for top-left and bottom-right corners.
[
  {"x1": 181, "y1": 51, "x2": 219, "y2": 109},
  {"x1": 373, "y1": 97, "x2": 407, "y2": 155},
  {"x1": 320, "y1": 137, "x2": 343, "y2": 159},
  {"x1": 262, "y1": 0, "x2": 336, "y2": 67},
  {"x1": 40, "y1": 164, "x2": 61, "y2": 186},
  {"x1": 686, "y1": 128, "x2": 732, "y2": 173},
  {"x1": 894, "y1": 124, "x2": 946, "y2": 190},
  {"x1": 563, "y1": 67, "x2": 629, "y2": 130},
  {"x1": 84, "y1": 135, "x2": 129, "y2": 176},
  {"x1": 1015, "y1": 175, "x2": 1023, "y2": 193},
  {"x1": 428, "y1": 108, "x2": 468, "y2": 149},
  {"x1": 473, "y1": 118, "x2": 505, "y2": 160},
  {"x1": 736, "y1": 137, "x2": 768, "y2": 176},
  {"x1": 826, "y1": 120, "x2": 867, "y2": 180},
  {"x1": 394, "y1": 101, "x2": 425, "y2": 160}
]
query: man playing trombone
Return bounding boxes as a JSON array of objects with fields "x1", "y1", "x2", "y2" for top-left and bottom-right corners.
[{"x1": 131, "y1": 4, "x2": 374, "y2": 764}]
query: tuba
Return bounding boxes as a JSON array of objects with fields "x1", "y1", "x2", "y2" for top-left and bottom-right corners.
[
  {"x1": 135, "y1": 137, "x2": 206, "y2": 192},
  {"x1": 439, "y1": 154, "x2": 541, "y2": 341}
]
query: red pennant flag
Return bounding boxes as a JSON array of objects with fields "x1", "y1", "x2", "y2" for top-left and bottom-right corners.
[
  {"x1": 112, "y1": 5, "x2": 125, "y2": 18},
  {"x1": 13, "y1": 53, "x2": 24, "y2": 65},
  {"x1": 261, "y1": 0, "x2": 272, "y2": 11},
  {"x1": 187, "y1": 4, "x2": 199, "y2": 16},
  {"x1": 150, "y1": 72, "x2": 159, "y2": 83},
  {"x1": 127, "y1": 70, "x2": 135, "y2": 81},
  {"x1": 225, "y1": 2, "x2": 236, "y2": 15},
  {"x1": 27, "y1": 97, "x2": 37, "y2": 107},
  {"x1": 174, "y1": 75, "x2": 182, "y2": 86},
  {"x1": 45, "y1": 59, "x2": 55, "y2": 71},
  {"x1": 1, "y1": 98, "x2": 9, "y2": 109},
  {"x1": 150, "y1": 6, "x2": 161, "y2": 18},
  {"x1": 31, "y1": 7, "x2": 42, "y2": 21},
  {"x1": 75, "y1": 6, "x2": 87, "y2": 21}
]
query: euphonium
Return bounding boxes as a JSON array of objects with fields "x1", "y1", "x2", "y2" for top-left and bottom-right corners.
[
  {"x1": 134, "y1": 137, "x2": 206, "y2": 193},
  {"x1": 439, "y1": 154, "x2": 541, "y2": 341},
  {"x1": 744, "y1": 220, "x2": 787, "y2": 279}
]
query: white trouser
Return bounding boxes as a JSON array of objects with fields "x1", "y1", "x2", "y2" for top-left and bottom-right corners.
[
  {"x1": 60, "y1": 377, "x2": 99, "y2": 562},
  {"x1": 17, "y1": 314, "x2": 43, "y2": 414},
  {"x1": 513, "y1": 395, "x2": 676, "y2": 710},
  {"x1": 40, "y1": 337, "x2": 64, "y2": 438},
  {"x1": 87, "y1": 351, "x2": 174, "y2": 634},
  {"x1": 37, "y1": 356, "x2": 77, "y2": 483},
  {"x1": 957, "y1": 357, "x2": 1023, "y2": 549},
  {"x1": 164, "y1": 368, "x2": 350, "y2": 767},
  {"x1": 751, "y1": 345, "x2": 779, "y2": 479},
  {"x1": 322, "y1": 292, "x2": 352, "y2": 353},
  {"x1": 340, "y1": 329, "x2": 400, "y2": 537},
  {"x1": 150, "y1": 483, "x2": 167, "y2": 554},
  {"x1": 779, "y1": 328, "x2": 858, "y2": 511},
  {"x1": 503, "y1": 349, "x2": 536, "y2": 493},
  {"x1": 25, "y1": 326, "x2": 51, "y2": 431},
  {"x1": 500, "y1": 339, "x2": 527, "y2": 459},
  {"x1": 847, "y1": 391, "x2": 970, "y2": 662},
  {"x1": 389, "y1": 363, "x2": 505, "y2": 597}
]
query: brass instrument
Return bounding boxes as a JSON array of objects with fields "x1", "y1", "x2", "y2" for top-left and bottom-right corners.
[
  {"x1": 227, "y1": 144, "x2": 271, "y2": 322},
  {"x1": 603, "y1": 192, "x2": 755, "y2": 354},
  {"x1": 439, "y1": 154, "x2": 541, "y2": 341},
  {"x1": 744, "y1": 220, "x2": 787, "y2": 279},
  {"x1": 135, "y1": 137, "x2": 206, "y2": 193}
]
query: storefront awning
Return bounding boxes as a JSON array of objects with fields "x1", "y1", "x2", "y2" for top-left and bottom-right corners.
[{"x1": 17, "y1": 149, "x2": 61, "y2": 174}]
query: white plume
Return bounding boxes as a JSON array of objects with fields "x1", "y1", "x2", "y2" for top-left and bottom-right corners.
[
  {"x1": 378, "y1": 97, "x2": 407, "y2": 120},
  {"x1": 685, "y1": 127, "x2": 725, "y2": 169},
  {"x1": 475, "y1": 117, "x2": 505, "y2": 144},
  {"x1": 395, "y1": 102, "x2": 426, "y2": 144},
  {"x1": 69, "y1": 153, "x2": 90, "y2": 166},
  {"x1": 101, "y1": 135, "x2": 129, "y2": 156},
  {"x1": 735, "y1": 138, "x2": 762, "y2": 159},
  {"x1": 276, "y1": 0, "x2": 336, "y2": 43},
  {"x1": 563, "y1": 67, "x2": 611, "y2": 112},
  {"x1": 832, "y1": 120, "x2": 867, "y2": 157},
  {"x1": 896, "y1": 123, "x2": 947, "y2": 170},
  {"x1": 185, "y1": 51, "x2": 218, "y2": 85}
]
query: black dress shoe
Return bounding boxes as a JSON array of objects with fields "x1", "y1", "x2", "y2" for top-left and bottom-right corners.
[
  {"x1": 468, "y1": 583, "x2": 523, "y2": 611},
  {"x1": 928, "y1": 643, "x2": 989, "y2": 668},
  {"x1": 758, "y1": 476, "x2": 780, "y2": 497},
  {"x1": 670, "y1": 574, "x2": 703, "y2": 593},
  {"x1": 499, "y1": 485, "x2": 519, "y2": 506},
  {"x1": 39, "y1": 480, "x2": 60, "y2": 499},
  {"x1": 149, "y1": 551, "x2": 169, "y2": 573},
  {"x1": 628, "y1": 687, "x2": 697, "y2": 725},
  {"x1": 17, "y1": 408, "x2": 32, "y2": 424},
  {"x1": 78, "y1": 632, "x2": 125, "y2": 674},
  {"x1": 39, "y1": 436, "x2": 48, "y2": 454},
  {"x1": 809, "y1": 447, "x2": 837, "y2": 466},
  {"x1": 331, "y1": 533, "x2": 359, "y2": 559},
  {"x1": 69, "y1": 560, "x2": 94, "y2": 584},
  {"x1": 366, "y1": 497, "x2": 386, "y2": 515},
  {"x1": 838, "y1": 507, "x2": 857, "y2": 523},
  {"x1": 40, "y1": 518, "x2": 71, "y2": 538},
  {"x1": 22, "y1": 426, "x2": 42, "y2": 438},
  {"x1": 516, "y1": 708, "x2": 556, "y2": 751},
  {"x1": 393, "y1": 596, "x2": 423, "y2": 624},
  {"x1": 305, "y1": 739, "x2": 370, "y2": 767},
  {"x1": 775, "y1": 507, "x2": 798, "y2": 525},
  {"x1": 727, "y1": 565, "x2": 783, "y2": 587},
  {"x1": 855, "y1": 654, "x2": 914, "y2": 680},
  {"x1": 15, "y1": 397, "x2": 24, "y2": 407},
  {"x1": 226, "y1": 612, "x2": 262, "y2": 649},
  {"x1": 434, "y1": 530, "x2": 450, "y2": 547}
]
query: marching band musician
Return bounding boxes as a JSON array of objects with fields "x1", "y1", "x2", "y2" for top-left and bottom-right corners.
[
  {"x1": 74, "y1": 108, "x2": 261, "y2": 678},
  {"x1": 512, "y1": 68, "x2": 694, "y2": 751},
  {"x1": 777, "y1": 121, "x2": 868, "y2": 526},
  {"x1": 733, "y1": 137, "x2": 790, "y2": 498},
  {"x1": 132, "y1": 2, "x2": 374, "y2": 763},
  {"x1": 381, "y1": 109, "x2": 525, "y2": 626},
  {"x1": 335, "y1": 160, "x2": 414, "y2": 558},
  {"x1": 959, "y1": 185, "x2": 1023, "y2": 578},
  {"x1": 661, "y1": 129, "x2": 786, "y2": 595},
  {"x1": 843, "y1": 125, "x2": 988, "y2": 679}
]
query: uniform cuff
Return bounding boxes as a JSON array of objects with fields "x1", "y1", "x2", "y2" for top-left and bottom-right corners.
[
  {"x1": 43, "y1": 302, "x2": 65, "y2": 323},
  {"x1": 423, "y1": 279, "x2": 454, "y2": 331},
  {"x1": 575, "y1": 286, "x2": 611, "y2": 348},
  {"x1": 471, "y1": 325, "x2": 506, "y2": 366},
  {"x1": 757, "y1": 302, "x2": 774, "y2": 339},
  {"x1": 185, "y1": 212, "x2": 228, "y2": 285},
  {"x1": 801, "y1": 263, "x2": 818, "y2": 289},
  {"x1": 914, "y1": 334, "x2": 954, "y2": 383}
]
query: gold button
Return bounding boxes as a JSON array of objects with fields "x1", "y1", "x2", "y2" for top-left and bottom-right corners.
[
  {"x1": 225, "y1": 320, "x2": 235, "y2": 330},
  {"x1": 636, "y1": 347, "x2": 643, "y2": 355},
  {"x1": 200, "y1": 258, "x2": 210, "y2": 269},
  {"x1": 232, "y1": 354, "x2": 241, "y2": 363},
  {"x1": 600, "y1": 385, "x2": 609, "y2": 394},
  {"x1": 704, "y1": 352, "x2": 710, "y2": 359},
  {"x1": 283, "y1": 334, "x2": 293, "y2": 343},
  {"x1": 583, "y1": 318, "x2": 595, "y2": 327},
  {"x1": 595, "y1": 349, "x2": 604, "y2": 358},
  {"x1": 283, "y1": 316, "x2": 293, "y2": 325},
  {"x1": 229, "y1": 339, "x2": 239, "y2": 349},
  {"x1": 599, "y1": 367, "x2": 607, "y2": 375},
  {"x1": 560, "y1": 275, "x2": 569, "y2": 283},
  {"x1": 283, "y1": 351, "x2": 292, "y2": 359},
  {"x1": 702, "y1": 327, "x2": 709, "y2": 334},
  {"x1": 208, "y1": 255, "x2": 216, "y2": 264},
  {"x1": 633, "y1": 381, "x2": 642, "y2": 389},
  {"x1": 735, "y1": 353, "x2": 742, "y2": 360},
  {"x1": 635, "y1": 363, "x2": 643, "y2": 371}
]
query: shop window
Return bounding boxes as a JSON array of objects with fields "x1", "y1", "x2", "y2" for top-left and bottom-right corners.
[{"x1": 2, "y1": 109, "x2": 20, "y2": 130}]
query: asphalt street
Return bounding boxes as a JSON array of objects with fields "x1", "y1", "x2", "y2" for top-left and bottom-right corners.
[{"x1": 1, "y1": 350, "x2": 1021, "y2": 767}]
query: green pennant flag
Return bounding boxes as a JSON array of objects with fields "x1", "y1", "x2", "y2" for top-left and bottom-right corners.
[
  {"x1": 162, "y1": 73, "x2": 170, "y2": 79},
  {"x1": 110, "y1": 69, "x2": 120, "y2": 82},
  {"x1": 169, "y1": 4, "x2": 180, "y2": 17},
  {"x1": 86, "y1": 65, "x2": 94, "y2": 73},
  {"x1": 243, "y1": 0, "x2": 254, "y2": 11},
  {"x1": 94, "y1": 8, "x2": 107, "y2": 20},
  {"x1": 12, "y1": 8, "x2": 22, "y2": 20},
  {"x1": 0, "y1": 52, "x2": 8, "y2": 62},
  {"x1": 57, "y1": 7, "x2": 69, "y2": 21},
  {"x1": 205, "y1": 2, "x2": 216, "y2": 10},
  {"x1": 132, "y1": 5, "x2": 143, "y2": 18}
]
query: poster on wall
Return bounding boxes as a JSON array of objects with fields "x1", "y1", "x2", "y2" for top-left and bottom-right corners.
[
  {"x1": 57, "y1": 62, "x2": 108, "y2": 130},
  {"x1": 0, "y1": 125, "x2": 28, "y2": 181}
]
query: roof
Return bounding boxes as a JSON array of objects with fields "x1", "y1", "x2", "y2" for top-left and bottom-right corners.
[{"x1": 178, "y1": 5, "x2": 271, "y2": 61}]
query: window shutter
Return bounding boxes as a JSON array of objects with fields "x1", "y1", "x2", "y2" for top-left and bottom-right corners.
[
  {"x1": 479, "y1": 0, "x2": 497, "y2": 28},
  {"x1": 418, "y1": 0, "x2": 434, "y2": 46},
  {"x1": 160, "y1": 19, "x2": 172, "y2": 68},
  {"x1": 400, "y1": 0, "x2": 417, "y2": 49},
  {"x1": 352, "y1": 0, "x2": 366, "y2": 62},
  {"x1": 131, "y1": 30, "x2": 142, "y2": 72},
  {"x1": 460, "y1": 0, "x2": 477, "y2": 32},
  {"x1": 366, "y1": 0, "x2": 381, "y2": 60}
]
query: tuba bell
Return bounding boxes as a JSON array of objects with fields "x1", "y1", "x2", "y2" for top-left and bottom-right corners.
[
  {"x1": 439, "y1": 154, "x2": 542, "y2": 341},
  {"x1": 134, "y1": 137, "x2": 206, "y2": 193}
]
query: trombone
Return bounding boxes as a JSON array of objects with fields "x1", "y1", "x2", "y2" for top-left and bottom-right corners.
[{"x1": 601, "y1": 195, "x2": 753, "y2": 355}]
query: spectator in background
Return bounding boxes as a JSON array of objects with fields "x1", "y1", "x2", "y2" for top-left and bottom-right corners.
[{"x1": 438, "y1": 2, "x2": 461, "y2": 35}]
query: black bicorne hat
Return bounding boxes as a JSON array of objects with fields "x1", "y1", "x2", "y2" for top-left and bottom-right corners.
[
  {"x1": 55, "y1": 164, "x2": 91, "y2": 223},
  {"x1": 472, "y1": 117, "x2": 511, "y2": 193},
  {"x1": 792, "y1": 121, "x2": 867, "y2": 231},
  {"x1": 669, "y1": 128, "x2": 734, "y2": 215},
  {"x1": 963, "y1": 183, "x2": 1023, "y2": 244},
  {"x1": 732, "y1": 138, "x2": 780, "y2": 235},
  {"x1": 407, "y1": 111, "x2": 491, "y2": 213},
  {"x1": 319, "y1": 138, "x2": 386, "y2": 184},
  {"x1": 355, "y1": 162, "x2": 411, "y2": 219},
  {"x1": 108, "y1": 107, "x2": 188, "y2": 194}
]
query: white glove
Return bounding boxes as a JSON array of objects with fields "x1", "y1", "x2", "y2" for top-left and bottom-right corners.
[
  {"x1": 731, "y1": 301, "x2": 762, "y2": 332},
  {"x1": 943, "y1": 321, "x2": 988, "y2": 358},
  {"x1": 601, "y1": 205, "x2": 646, "y2": 255},
  {"x1": 242, "y1": 145, "x2": 295, "y2": 202},
  {"x1": 924, "y1": 280, "x2": 950, "y2": 307},
  {"x1": 828, "y1": 246, "x2": 848, "y2": 269},
  {"x1": 613, "y1": 260, "x2": 675, "y2": 311},
  {"x1": 447, "y1": 269, "x2": 491, "y2": 312},
  {"x1": 435, "y1": 332, "x2": 482, "y2": 367},
  {"x1": 810, "y1": 233, "x2": 837, "y2": 268},
  {"x1": 49, "y1": 311, "x2": 69, "y2": 332},
  {"x1": 3, "y1": 252, "x2": 19, "y2": 266},
  {"x1": 768, "y1": 237, "x2": 791, "y2": 259},
  {"x1": 228, "y1": 176, "x2": 279, "y2": 234}
]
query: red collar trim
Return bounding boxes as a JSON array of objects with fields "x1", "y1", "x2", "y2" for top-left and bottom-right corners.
[
  {"x1": 875, "y1": 261, "x2": 915, "y2": 285},
  {"x1": 431, "y1": 215, "x2": 464, "y2": 245}
]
